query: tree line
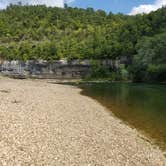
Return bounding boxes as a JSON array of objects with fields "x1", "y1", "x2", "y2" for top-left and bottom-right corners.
[{"x1": 0, "y1": 4, "x2": 165, "y2": 82}]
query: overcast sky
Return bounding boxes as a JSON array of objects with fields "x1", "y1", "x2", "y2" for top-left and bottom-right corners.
[{"x1": 0, "y1": 0, "x2": 166, "y2": 15}]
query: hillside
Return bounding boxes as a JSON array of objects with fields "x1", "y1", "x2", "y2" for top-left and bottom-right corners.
[{"x1": 0, "y1": 4, "x2": 166, "y2": 81}]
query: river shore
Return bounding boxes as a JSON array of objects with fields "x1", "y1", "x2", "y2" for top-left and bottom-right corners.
[{"x1": 0, "y1": 77, "x2": 165, "y2": 165}]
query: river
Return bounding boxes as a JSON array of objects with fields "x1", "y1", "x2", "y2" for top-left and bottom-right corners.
[{"x1": 79, "y1": 83, "x2": 166, "y2": 151}]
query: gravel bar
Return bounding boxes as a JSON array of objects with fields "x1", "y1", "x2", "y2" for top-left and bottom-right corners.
[{"x1": 0, "y1": 78, "x2": 165, "y2": 165}]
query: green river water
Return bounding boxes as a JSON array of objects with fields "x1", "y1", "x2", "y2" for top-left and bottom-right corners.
[{"x1": 79, "y1": 83, "x2": 166, "y2": 151}]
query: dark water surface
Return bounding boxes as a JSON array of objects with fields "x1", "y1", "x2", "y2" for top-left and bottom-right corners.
[{"x1": 79, "y1": 83, "x2": 166, "y2": 150}]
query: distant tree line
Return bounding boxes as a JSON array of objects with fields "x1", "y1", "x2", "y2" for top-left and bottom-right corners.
[{"x1": 0, "y1": 4, "x2": 165, "y2": 82}]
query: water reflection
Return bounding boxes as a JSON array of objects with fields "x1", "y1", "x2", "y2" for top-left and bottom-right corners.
[{"x1": 80, "y1": 83, "x2": 166, "y2": 150}]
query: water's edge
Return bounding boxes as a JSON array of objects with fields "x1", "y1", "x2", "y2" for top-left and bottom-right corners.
[{"x1": 77, "y1": 82, "x2": 166, "y2": 152}]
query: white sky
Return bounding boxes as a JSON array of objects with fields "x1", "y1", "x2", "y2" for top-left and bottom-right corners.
[{"x1": 0, "y1": 0, "x2": 66, "y2": 9}]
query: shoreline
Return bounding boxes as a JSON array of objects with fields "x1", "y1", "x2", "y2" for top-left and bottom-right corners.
[
  {"x1": 0, "y1": 77, "x2": 165, "y2": 165},
  {"x1": 78, "y1": 82, "x2": 166, "y2": 152}
]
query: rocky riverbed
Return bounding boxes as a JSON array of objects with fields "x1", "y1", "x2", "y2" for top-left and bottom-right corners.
[{"x1": 0, "y1": 77, "x2": 165, "y2": 165}]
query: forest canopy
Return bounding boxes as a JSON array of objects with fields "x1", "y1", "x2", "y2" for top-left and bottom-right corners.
[{"x1": 0, "y1": 4, "x2": 165, "y2": 82}]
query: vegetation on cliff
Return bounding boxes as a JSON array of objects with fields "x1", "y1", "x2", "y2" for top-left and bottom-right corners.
[{"x1": 0, "y1": 4, "x2": 165, "y2": 82}]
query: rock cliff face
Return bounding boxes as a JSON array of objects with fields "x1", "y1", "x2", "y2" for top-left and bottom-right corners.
[
  {"x1": 0, "y1": 59, "x2": 121, "y2": 79},
  {"x1": 0, "y1": 60, "x2": 91, "y2": 79}
]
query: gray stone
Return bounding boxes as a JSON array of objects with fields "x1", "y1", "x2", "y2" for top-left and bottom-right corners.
[{"x1": 0, "y1": 59, "x2": 126, "y2": 79}]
